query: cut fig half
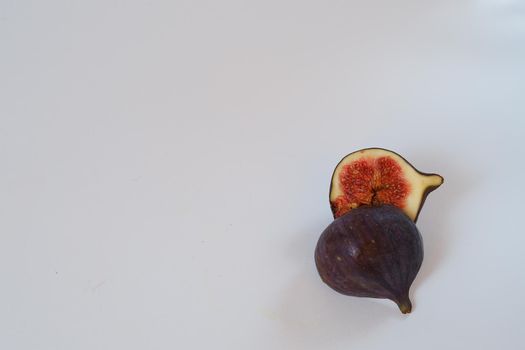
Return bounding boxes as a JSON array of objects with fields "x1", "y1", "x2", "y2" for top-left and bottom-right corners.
[{"x1": 329, "y1": 148, "x2": 443, "y2": 222}]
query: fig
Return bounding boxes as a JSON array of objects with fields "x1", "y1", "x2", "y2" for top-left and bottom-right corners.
[
  {"x1": 329, "y1": 148, "x2": 443, "y2": 221},
  {"x1": 315, "y1": 205, "x2": 422, "y2": 314},
  {"x1": 316, "y1": 148, "x2": 443, "y2": 313}
]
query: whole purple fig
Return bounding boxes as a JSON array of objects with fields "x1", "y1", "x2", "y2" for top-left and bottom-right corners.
[{"x1": 315, "y1": 205, "x2": 423, "y2": 313}]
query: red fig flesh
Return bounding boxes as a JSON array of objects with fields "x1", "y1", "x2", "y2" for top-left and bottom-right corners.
[{"x1": 330, "y1": 148, "x2": 443, "y2": 222}]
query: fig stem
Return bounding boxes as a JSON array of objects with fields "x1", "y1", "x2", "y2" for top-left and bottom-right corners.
[{"x1": 396, "y1": 296, "x2": 412, "y2": 314}]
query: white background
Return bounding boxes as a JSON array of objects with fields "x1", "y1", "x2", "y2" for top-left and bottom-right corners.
[{"x1": 1, "y1": 1, "x2": 524, "y2": 349}]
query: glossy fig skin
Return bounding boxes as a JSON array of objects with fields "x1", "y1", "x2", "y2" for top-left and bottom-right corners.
[{"x1": 315, "y1": 205, "x2": 423, "y2": 313}]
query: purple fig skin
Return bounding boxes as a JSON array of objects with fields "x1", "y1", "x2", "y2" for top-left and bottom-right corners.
[{"x1": 315, "y1": 205, "x2": 423, "y2": 314}]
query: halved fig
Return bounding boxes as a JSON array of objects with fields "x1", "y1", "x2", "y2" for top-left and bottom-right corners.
[{"x1": 329, "y1": 148, "x2": 443, "y2": 222}]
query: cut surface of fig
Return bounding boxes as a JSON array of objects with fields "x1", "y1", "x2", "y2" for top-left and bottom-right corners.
[
  {"x1": 329, "y1": 148, "x2": 443, "y2": 221},
  {"x1": 315, "y1": 205, "x2": 423, "y2": 313}
]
